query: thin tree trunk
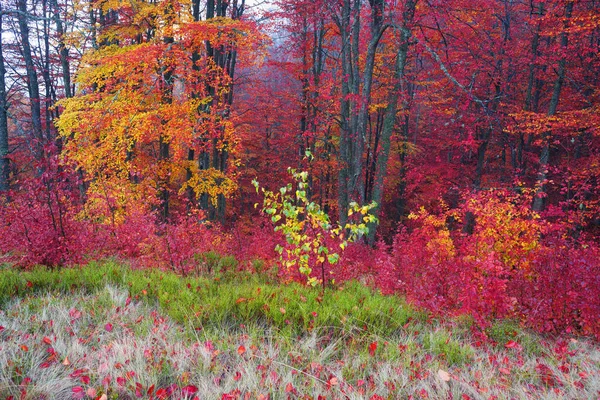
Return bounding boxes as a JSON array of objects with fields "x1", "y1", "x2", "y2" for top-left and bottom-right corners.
[
  {"x1": 16, "y1": 0, "x2": 43, "y2": 156},
  {"x1": 49, "y1": 0, "x2": 71, "y2": 98},
  {"x1": 336, "y1": 0, "x2": 352, "y2": 226},
  {"x1": 159, "y1": 25, "x2": 175, "y2": 221},
  {"x1": 0, "y1": 8, "x2": 9, "y2": 191},
  {"x1": 42, "y1": 0, "x2": 54, "y2": 141},
  {"x1": 532, "y1": 2, "x2": 573, "y2": 212}
]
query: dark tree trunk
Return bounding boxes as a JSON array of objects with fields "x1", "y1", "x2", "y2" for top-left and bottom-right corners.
[
  {"x1": 367, "y1": 0, "x2": 416, "y2": 244},
  {"x1": 49, "y1": 0, "x2": 71, "y2": 98},
  {"x1": 532, "y1": 2, "x2": 573, "y2": 212},
  {"x1": 16, "y1": 0, "x2": 43, "y2": 156},
  {"x1": 336, "y1": 0, "x2": 386, "y2": 227},
  {"x1": 158, "y1": 23, "x2": 175, "y2": 221},
  {"x1": 0, "y1": 8, "x2": 9, "y2": 191}
]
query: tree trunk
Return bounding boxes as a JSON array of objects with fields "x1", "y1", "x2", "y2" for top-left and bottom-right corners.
[
  {"x1": 367, "y1": 0, "x2": 416, "y2": 244},
  {"x1": 0, "y1": 8, "x2": 9, "y2": 191},
  {"x1": 532, "y1": 2, "x2": 573, "y2": 212},
  {"x1": 336, "y1": 0, "x2": 352, "y2": 226},
  {"x1": 42, "y1": 0, "x2": 54, "y2": 141},
  {"x1": 159, "y1": 28, "x2": 175, "y2": 221},
  {"x1": 337, "y1": 0, "x2": 386, "y2": 227},
  {"x1": 49, "y1": 0, "x2": 71, "y2": 98},
  {"x1": 16, "y1": 0, "x2": 43, "y2": 155}
]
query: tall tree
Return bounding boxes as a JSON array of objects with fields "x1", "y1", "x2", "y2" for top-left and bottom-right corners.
[
  {"x1": 332, "y1": 0, "x2": 388, "y2": 226},
  {"x1": 367, "y1": 0, "x2": 417, "y2": 243},
  {"x1": 532, "y1": 1, "x2": 573, "y2": 212},
  {"x1": 16, "y1": 0, "x2": 43, "y2": 155},
  {"x1": 56, "y1": 0, "x2": 262, "y2": 224},
  {"x1": 0, "y1": 5, "x2": 9, "y2": 191}
]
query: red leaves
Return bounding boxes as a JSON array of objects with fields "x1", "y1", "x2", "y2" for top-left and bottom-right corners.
[
  {"x1": 135, "y1": 382, "x2": 144, "y2": 398},
  {"x1": 327, "y1": 376, "x2": 339, "y2": 387},
  {"x1": 69, "y1": 308, "x2": 82, "y2": 320},
  {"x1": 285, "y1": 383, "x2": 296, "y2": 394},
  {"x1": 504, "y1": 341, "x2": 522, "y2": 351},
  {"x1": 181, "y1": 385, "x2": 198, "y2": 396},
  {"x1": 379, "y1": 190, "x2": 600, "y2": 339},
  {"x1": 71, "y1": 386, "x2": 85, "y2": 400},
  {"x1": 368, "y1": 341, "x2": 378, "y2": 357},
  {"x1": 536, "y1": 363, "x2": 562, "y2": 387},
  {"x1": 155, "y1": 388, "x2": 169, "y2": 399}
]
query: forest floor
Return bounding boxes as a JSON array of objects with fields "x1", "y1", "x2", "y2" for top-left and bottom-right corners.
[{"x1": 0, "y1": 261, "x2": 598, "y2": 399}]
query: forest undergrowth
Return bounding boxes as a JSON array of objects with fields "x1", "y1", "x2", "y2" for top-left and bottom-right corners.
[{"x1": 0, "y1": 261, "x2": 599, "y2": 399}]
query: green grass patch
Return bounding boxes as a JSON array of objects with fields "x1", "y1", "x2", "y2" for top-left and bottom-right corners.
[
  {"x1": 0, "y1": 260, "x2": 420, "y2": 338},
  {"x1": 423, "y1": 328, "x2": 474, "y2": 365}
]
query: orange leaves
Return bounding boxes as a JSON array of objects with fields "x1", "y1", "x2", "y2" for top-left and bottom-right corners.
[
  {"x1": 237, "y1": 345, "x2": 246, "y2": 356},
  {"x1": 464, "y1": 189, "x2": 544, "y2": 272},
  {"x1": 181, "y1": 18, "x2": 266, "y2": 54},
  {"x1": 506, "y1": 107, "x2": 600, "y2": 140},
  {"x1": 55, "y1": 1, "x2": 265, "y2": 222}
]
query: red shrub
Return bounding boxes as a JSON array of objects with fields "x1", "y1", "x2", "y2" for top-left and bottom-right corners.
[{"x1": 377, "y1": 191, "x2": 600, "y2": 338}]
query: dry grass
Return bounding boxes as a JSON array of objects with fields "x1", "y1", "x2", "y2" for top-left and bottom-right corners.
[{"x1": 1, "y1": 283, "x2": 599, "y2": 399}]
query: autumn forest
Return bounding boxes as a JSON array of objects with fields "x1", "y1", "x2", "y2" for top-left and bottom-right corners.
[{"x1": 1, "y1": 0, "x2": 599, "y2": 343}]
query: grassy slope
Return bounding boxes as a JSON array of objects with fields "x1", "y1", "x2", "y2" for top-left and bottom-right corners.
[{"x1": 0, "y1": 261, "x2": 598, "y2": 399}]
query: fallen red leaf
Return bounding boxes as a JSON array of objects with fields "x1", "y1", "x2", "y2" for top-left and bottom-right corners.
[
  {"x1": 86, "y1": 387, "x2": 97, "y2": 398},
  {"x1": 135, "y1": 382, "x2": 144, "y2": 398},
  {"x1": 181, "y1": 385, "x2": 199, "y2": 396},
  {"x1": 72, "y1": 386, "x2": 85, "y2": 400},
  {"x1": 368, "y1": 341, "x2": 377, "y2": 356},
  {"x1": 285, "y1": 383, "x2": 295, "y2": 393}
]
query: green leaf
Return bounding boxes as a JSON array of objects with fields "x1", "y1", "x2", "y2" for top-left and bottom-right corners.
[{"x1": 328, "y1": 253, "x2": 340, "y2": 264}]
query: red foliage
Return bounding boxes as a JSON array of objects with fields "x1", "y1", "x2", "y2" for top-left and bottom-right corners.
[
  {"x1": 374, "y1": 191, "x2": 600, "y2": 338},
  {"x1": 0, "y1": 150, "x2": 93, "y2": 267}
]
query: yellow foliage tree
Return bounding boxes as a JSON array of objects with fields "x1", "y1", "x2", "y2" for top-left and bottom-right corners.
[{"x1": 56, "y1": 0, "x2": 265, "y2": 223}]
